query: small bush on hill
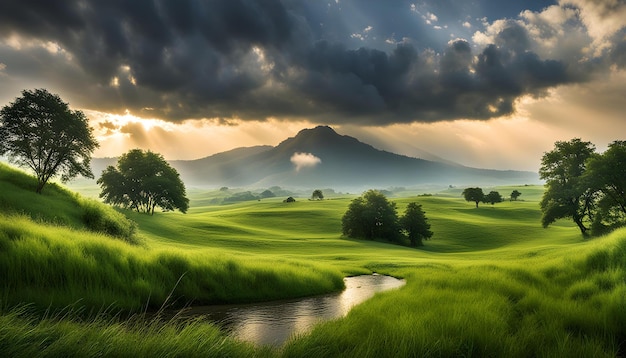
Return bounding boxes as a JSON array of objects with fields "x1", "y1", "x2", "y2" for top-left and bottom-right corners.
[{"x1": 80, "y1": 199, "x2": 137, "y2": 243}]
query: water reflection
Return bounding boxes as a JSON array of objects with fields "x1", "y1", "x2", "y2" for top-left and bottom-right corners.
[{"x1": 184, "y1": 274, "x2": 405, "y2": 346}]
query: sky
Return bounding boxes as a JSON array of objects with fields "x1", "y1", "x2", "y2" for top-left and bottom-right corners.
[{"x1": 0, "y1": 0, "x2": 625, "y2": 172}]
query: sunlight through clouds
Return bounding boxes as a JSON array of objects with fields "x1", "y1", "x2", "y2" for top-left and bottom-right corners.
[
  {"x1": 1, "y1": 0, "x2": 625, "y2": 172},
  {"x1": 84, "y1": 109, "x2": 317, "y2": 160}
]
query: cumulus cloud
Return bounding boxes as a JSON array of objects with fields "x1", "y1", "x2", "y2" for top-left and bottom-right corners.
[
  {"x1": 290, "y1": 152, "x2": 322, "y2": 171},
  {"x1": 0, "y1": 0, "x2": 623, "y2": 126},
  {"x1": 559, "y1": 0, "x2": 626, "y2": 52}
]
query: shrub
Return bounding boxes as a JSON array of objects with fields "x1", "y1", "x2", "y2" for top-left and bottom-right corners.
[{"x1": 81, "y1": 199, "x2": 137, "y2": 243}]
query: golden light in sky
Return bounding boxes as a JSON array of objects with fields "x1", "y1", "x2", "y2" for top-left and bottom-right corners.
[{"x1": 1, "y1": 0, "x2": 624, "y2": 173}]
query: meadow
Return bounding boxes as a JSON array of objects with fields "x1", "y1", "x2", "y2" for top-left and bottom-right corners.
[{"x1": 1, "y1": 163, "x2": 625, "y2": 357}]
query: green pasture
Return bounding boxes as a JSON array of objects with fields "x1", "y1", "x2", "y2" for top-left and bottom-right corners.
[{"x1": 1, "y1": 163, "x2": 625, "y2": 357}]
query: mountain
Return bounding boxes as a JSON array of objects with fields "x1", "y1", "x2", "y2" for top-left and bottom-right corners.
[{"x1": 159, "y1": 126, "x2": 539, "y2": 190}]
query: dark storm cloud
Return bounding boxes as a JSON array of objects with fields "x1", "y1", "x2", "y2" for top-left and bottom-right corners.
[
  {"x1": 0, "y1": 0, "x2": 615, "y2": 124},
  {"x1": 610, "y1": 33, "x2": 626, "y2": 69},
  {"x1": 291, "y1": 35, "x2": 571, "y2": 122}
]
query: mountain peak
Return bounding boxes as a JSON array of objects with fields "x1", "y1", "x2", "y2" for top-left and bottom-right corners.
[
  {"x1": 129, "y1": 125, "x2": 540, "y2": 188},
  {"x1": 294, "y1": 125, "x2": 339, "y2": 139},
  {"x1": 278, "y1": 125, "x2": 363, "y2": 153}
]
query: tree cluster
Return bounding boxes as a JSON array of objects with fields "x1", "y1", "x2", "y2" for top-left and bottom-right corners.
[
  {"x1": 462, "y1": 187, "x2": 503, "y2": 207},
  {"x1": 342, "y1": 190, "x2": 433, "y2": 247},
  {"x1": 98, "y1": 149, "x2": 189, "y2": 215},
  {"x1": 540, "y1": 139, "x2": 626, "y2": 236}
]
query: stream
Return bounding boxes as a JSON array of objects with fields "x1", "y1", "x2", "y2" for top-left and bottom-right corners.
[{"x1": 177, "y1": 274, "x2": 405, "y2": 346}]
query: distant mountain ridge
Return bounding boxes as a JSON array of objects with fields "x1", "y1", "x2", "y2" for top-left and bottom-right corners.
[{"x1": 91, "y1": 126, "x2": 539, "y2": 190}]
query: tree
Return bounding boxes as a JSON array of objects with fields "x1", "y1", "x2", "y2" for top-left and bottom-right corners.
[
  {"x1": 98, "y1": 149, "x2": 189, "y2": 215},
  {"x1": 539, "y1": 138, "x2": 596, "y2": 235},
  {"x1": 585, "y1": 140, "x2": 626, "y2": 233},
  {"x1": 0, "y1": 89, "x2": 99, "y2": 193},
  {"x1": 311, "y1": 189, "x2": 324, "y2": 200},
  {"x1": 401, "y1": 202, "x2": 433, "y2": 247},
  {"x1": 342, "y1": 190, "x2": 401, "y2": 242},
  {"x1": 483, "y1": 191, "x2": 503, "y2": 205},
  {"x1": 462, "y1": 187, "x2": 485, "y2": 208},
  {"x1": 283, "y1": 196, "x2": 296, "y2": 203},
  {"x1": 510, "y1": 190, "x2": 522, "y2": 201}
]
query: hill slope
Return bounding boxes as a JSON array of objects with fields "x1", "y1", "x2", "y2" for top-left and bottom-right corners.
[
  {"x1": 0, "y1": 163, "x2": 136, "y2": 240},
  {"x1": 2, "y1": 162, "x2": 626, "y2": 356}
]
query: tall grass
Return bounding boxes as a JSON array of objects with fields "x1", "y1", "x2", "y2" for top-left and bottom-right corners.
[
  {"x1": 4, "y1": 223, "x2": 624, "y2": 357},
  {"x1": 0, "y1": 163, "x2": 136, "y2": 241},
  {"x1": 2, "y1": 164, "x2": 626, "y2": 356},
  {"x1": 282, "y1": 228, "x2": 626, "y2": 357},
  {"x1": 0, "y1": 214, "x2": 344, "y2": 312},
  {"x1": 0, "y1": 305, "x2": 273, "y2": 358}
]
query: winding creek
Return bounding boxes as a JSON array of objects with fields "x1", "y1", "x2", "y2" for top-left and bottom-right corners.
[{"x1": 178, "y1": 274, "x2": 405, "y2": 346}]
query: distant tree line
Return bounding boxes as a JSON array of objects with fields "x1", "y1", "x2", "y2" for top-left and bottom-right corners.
[
  {"x1": 540, "y1": 139, "x2": 626, "y2": 236},
  {"x1": 342, "y1": 190, "x2": 433, "y2": 247}
]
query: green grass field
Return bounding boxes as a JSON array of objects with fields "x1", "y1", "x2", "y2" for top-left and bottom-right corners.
[{"x1": 1, "y1": 163, "x2": 625, "y2": 357}]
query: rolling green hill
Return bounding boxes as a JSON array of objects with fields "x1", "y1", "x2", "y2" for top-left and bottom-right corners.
[
  {"x1": 1, "y1": 163, "x2": 625, "y2": 357},
  {"x1": 0, "y1": 163, "x2": 344, "y2": 312},
  {"x1": 0, "y1": 163, "x2": 136, "y2": 241}
]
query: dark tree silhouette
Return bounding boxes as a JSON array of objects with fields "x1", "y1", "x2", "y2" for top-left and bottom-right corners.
[
  {"x1": 283, "y1": 196, "x2": 296, "y2": 203},
  {"x1": 539, "y1": 138, "x2": 595, "y2": 235},
  {"x1": 510, "y1": 190, "x2": 522, "y2": 201},
  {"x1": 462, "y1": 187, "x2": 485, "y2": 208},
  {"x1": 311, "y1": 189, "x2": 324, "y2": 200},
  {"x1": 401, "y1": 202, "x2": 433, "y2": 247},
  {"x1": 0, "y1": 89, "x2": 98, "y2": 193},
  {"x1": 484, "y1": 191, "x2": 503, "y2": 205},
  {"x1": 585, "y1": 140, "x2": 626, "y2": 234},
  {"x1": 342, "y1": 190, "x2": 401, "y2": 242},
  {"x1": 98, "y1": 149, "x2": 189, "y2": 215}
]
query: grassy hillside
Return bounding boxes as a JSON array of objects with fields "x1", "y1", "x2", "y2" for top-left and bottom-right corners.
[
  {"x1": 1, "y1": 163, "x2": 625, "y2": 357},
  {"x1": 0, "y1": 163, "x2": 136, "y2": 241},
  {"x1": 0, "y1": 166, "x2": 344, "y2": 312},
  {"x1": 283, "y1": 227, "x2": 626, "y2": 356}
]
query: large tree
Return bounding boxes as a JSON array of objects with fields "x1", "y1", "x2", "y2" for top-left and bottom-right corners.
[
  {"x1": 401, "y1": 202, "x2": 433, "y2": 247},
  {"x1": 98, "y1": 149, "x2": 189, "y2": 215},
  {"x1": 0, "y1": 89, "x2": 98, "y2": 193},
  {"x1": 539, "y1": 138, "x2": 596, "y2": 235},
  {"x1": 342, "y1": 190, "x2": 401, "y2": 242},
  {"x1": 585, "y1": 140, "x2": 626, "y2": 233},
  {"x1": 462, "y1": 187, "x2": 485, "y2": 208}
]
